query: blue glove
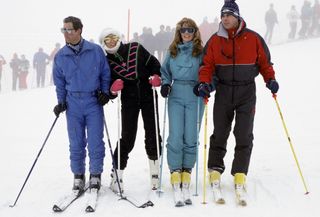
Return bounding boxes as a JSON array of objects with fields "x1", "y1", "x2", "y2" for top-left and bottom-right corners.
[
  {"x1": 193, "y1": 82, "x2": 214, "y2": 98},
  {"x1": 266, "y1": 79, "x2": 279, "y2": 94}
]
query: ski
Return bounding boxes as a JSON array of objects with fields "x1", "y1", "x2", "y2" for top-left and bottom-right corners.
[
  {"x1": 110, "y1": 187, "x2": 154, "y2": 208},
  {"x1": 173, "y1": 186, "x2": 184, "y2": 207},
  {"x1": 235, "y1": 187, "x2": 247, "y2": 206},
  {"x1": 211, "y1": 184, "x2": 225, "y2": 204},
  {"x1": 52, "y1": 187, "x2": 88, "y2": 212},
  {"x1": 85, "y1": 188, "x2": 99, "y2": 212},
  {"x1": 182, "y1": 185, "x2": 192, "y2": 205}
]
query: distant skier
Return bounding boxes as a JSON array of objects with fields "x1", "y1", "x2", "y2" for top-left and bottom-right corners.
[
  {"x1": 9, "y1": 53, "x2": 20, "y2": 91},
  {"x1": 264, "y1": 3, "x2": 278, "y2": 44},
  {"x1": 33, "y1": 48, "x2": 49, "y2": 88},
  {"x1": 0, "y1": 54, "x2": 6, "y2": 92},
  {"x1": 19, "y1": 55, "x2": 30, "y2": 90},
  {"x1": 287, "y1": 5, "x2": 300, "y2": 40}
]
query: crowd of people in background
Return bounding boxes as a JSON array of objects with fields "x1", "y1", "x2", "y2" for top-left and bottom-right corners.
[{"x1": 1, "y1": 0, "x2": 320, "y2": 94}]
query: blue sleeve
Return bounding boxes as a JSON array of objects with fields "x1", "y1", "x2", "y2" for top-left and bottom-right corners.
[
  {"x1": 98, "y1": 48, "x2": 111, "y2": 94},
  {"x1": 53, "y1": 55, "x2": 67, "y2": 103},
  {"x1": 160, "y1": 53, "x2": 172, "y2": 85}
]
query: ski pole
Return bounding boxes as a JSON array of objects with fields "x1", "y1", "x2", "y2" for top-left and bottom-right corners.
[
  {"x1": 117, "y1": 91, "x2": 121, "y2": 171},
  {"x1": 202, "y1": 98, "x2": 209, "y2": 204},
  {"x1": 10, "y1": 116, "x2": 59, "y2": 207},
  {"x1": 157, "y1": 97, "x2": 167, "y2": 196},
  {"x1": 272, "y1": 94, "x2": 309, "y2": 194},
  {"x1": 194, "y1": 97, "x2": 201, "y2": 196},
  {"x1": 152, "y1": 86, "x2": 161, "y2": 189},
  {"x1": 103, "y1": 115, "x2": 124, "y2": 198}
]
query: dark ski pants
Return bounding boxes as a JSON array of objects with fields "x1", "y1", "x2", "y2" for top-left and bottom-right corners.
[
  {"x1": 113, "y1": 96, "x2": 162, "y2": 170},
  {"x1": 208, "y1": 84, "x2": 256, "y2": 175}
]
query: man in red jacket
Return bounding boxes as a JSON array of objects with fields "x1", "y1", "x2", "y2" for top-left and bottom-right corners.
[{"x1": 194, "y1": 0, "x2": 279, "y2": 205}]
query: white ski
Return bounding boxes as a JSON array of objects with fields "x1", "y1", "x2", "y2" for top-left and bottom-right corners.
[
  {"x1": 235, "y1": 185, "x2": 247, "y2": 206},
  {"x1": 182, "y1": 184, "x2": 192, "y2": 205},
  {"x1": 211, "y1": 183, "x2": 225, "y2": 204},
  {"x1": 85, "y1": 188, "x2": 99, "y2": 212},
  {"x1": 52, "y1": 188, "x2": 88, "y2": 212},
  {"x1": 173, "y1": 185, "x2": 184, "y2": 207}
]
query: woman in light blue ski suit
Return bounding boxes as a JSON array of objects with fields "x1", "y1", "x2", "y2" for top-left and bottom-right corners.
[{"x1": 160, "y1": 17, "x2": 204, "y2": 206}]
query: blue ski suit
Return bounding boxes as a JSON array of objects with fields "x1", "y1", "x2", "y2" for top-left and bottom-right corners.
[
  {"x1": 161, "y1": 41, "x2": 204, "y2": 171},
  {"x1": 53, "y1": 39, "x2": 111, "y2": 175}
]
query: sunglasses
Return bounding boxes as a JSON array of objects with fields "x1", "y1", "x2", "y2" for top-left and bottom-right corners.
[
  {"x1": 61, "y1": 28, "x2": 75, "y2": 34},
  {"x1": 104, "y1": 35, "x2": 120, "y2": 43},
  {"x1": 180, "y1": 27, "x2": 195, "y2": 34}
]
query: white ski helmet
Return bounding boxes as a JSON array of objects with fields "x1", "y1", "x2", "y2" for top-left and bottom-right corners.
[{"x1": 99, "y1": 28, "x2": 121, "y2": 55}]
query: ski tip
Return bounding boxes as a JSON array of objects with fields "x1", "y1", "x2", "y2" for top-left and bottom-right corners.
[
  {"x1": 175, "y1": 201, "x2": 185, "y2": 207},
  {"x1": 52, "y1": 205, "x2": 62, "y2": 212},
  {"x1": 215, "y1": 198, "x2": 226, "y2": 204},
  {"x1": 85, "y1": 206, "x2": 95, "y2": 212},
  {"x1": 238, "y1": 200, "x2": 247, "y2": 206},
  {"x1": 184, "y1": 199, "x2": 192, "y2": 205}
]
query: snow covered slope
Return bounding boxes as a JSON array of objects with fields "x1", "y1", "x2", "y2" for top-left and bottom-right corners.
[{"x1": 0, "y1": 38, "x2": 320, "y2": 217}]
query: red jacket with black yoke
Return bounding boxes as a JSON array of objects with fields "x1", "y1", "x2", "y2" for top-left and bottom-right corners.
[{"x1": 199, "y1": 19, "x2": 275, "y2": 85}]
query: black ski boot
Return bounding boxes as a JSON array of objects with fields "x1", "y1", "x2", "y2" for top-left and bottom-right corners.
[
  {"x1": 72, "y1": 174, "x2": 85, "y2": 194},
  {"x1": 89, "y1": 174, "x2": 101, "y2": 191}
]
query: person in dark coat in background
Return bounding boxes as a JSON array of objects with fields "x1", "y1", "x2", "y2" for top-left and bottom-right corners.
[
  {"x1": 99, "y1": 28, "x2": 162, "y2": 193},
  {"x1": 0, "y1": 54, "x2": 6, "y2": 92},
  {"x1": 194, "y1": 0, "x2": 279, "y2": 204},
  {"x1": 264, "y1": 3, "x2": 278, "y2": 44},
  {"x1": 9, "y1": 53, "x2": 20, "y2": 91},
  {"x1": 33, "y1": 47, "x2": 49, "y2": 87}
]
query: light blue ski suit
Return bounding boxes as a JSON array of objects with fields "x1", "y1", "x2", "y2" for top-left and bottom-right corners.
[
  {"x1": 53, "y1": 39, "x2": 111, "y2": 175},
  {"x1": 161, "y1": 41, "x2": 204, "y2": 171}
]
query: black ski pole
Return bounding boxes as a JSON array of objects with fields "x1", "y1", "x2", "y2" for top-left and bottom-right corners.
[
  {"x1": 103, "y1": 115, "x2": 124, "y2": 198},
  {"x1": 103, "y1": 116, "x2": 153, "y2": 208},
  {"x1": 10, "y1": 116, "x2": 59, "y2": 207}
]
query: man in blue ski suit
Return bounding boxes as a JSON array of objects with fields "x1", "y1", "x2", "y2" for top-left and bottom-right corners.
[{"x1": 53, "y1": 16, "x2": 111, "y2": 193}]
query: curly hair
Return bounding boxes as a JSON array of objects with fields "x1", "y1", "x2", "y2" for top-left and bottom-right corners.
[{"x1": 169, "y1": 17, "x2": 203, "y2": 58}]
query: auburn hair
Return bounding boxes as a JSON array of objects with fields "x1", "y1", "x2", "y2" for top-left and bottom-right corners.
[{"x1": 169, "y1": 17, "x2": 203, "y2": 58}]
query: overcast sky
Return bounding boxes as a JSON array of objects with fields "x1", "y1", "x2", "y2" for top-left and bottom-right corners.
[{"x1": 0, "y1": 0, "x2": 304, "y2": 58}]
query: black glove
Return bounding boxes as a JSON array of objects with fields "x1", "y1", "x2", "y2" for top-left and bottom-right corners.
[
  {"x1": 53, "y1": 103, "x2": 67, "y2": 117},
  {"x1": 160, "y1": 84, "x2": 171, "y2": 98},
  {"x1": 266, "y1": 79, "x2": 279, "y2": 94},
  {"x1": 193, "y1": 82, "x2": 214, "y2": 98},
  {"x1": 97, "y1": 91, "x2": 110, "y2": 106}
]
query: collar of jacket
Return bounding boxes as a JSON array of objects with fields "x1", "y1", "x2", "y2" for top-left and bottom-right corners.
[
  {"x1": 217, "y1": 18, "x2": 246, "y2": 39},
  {"x1": 62, "y1": 39, "x2": 93, "y2": 56},
  {"x1": 178, "y1": 41, "x2": 193, "y2": 53}
]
